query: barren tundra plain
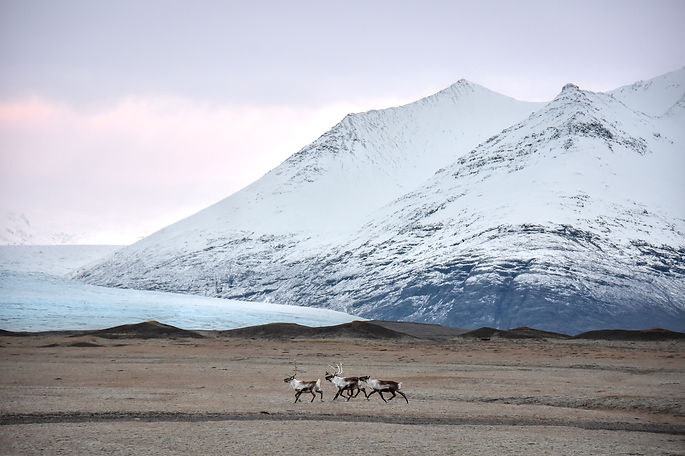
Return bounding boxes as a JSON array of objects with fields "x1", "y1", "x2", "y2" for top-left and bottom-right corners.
[{"x1": 0, "y1": 321, "x2": 684, "y2": 456}]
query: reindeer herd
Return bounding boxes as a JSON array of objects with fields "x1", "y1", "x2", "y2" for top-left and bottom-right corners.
[{"x1": 283, "y1": 362, "x2": 408, "y2": 404}]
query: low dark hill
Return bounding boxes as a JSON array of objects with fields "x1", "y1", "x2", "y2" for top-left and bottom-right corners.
[
  {"x1": 217, "y1": 322, "x2": 310, "y2": 339},
  {"x1": 0, "y1": 329, "x2": 28, "y2": 337},
  {"x1": 80, "y1": 321, "x2": 204, "y2": 339},
  {"x1": 0, "y1": 321, "x2": 204, "y2": 339},
  {"x1": 573, "y1": 328, "x2": 685, "y2": 341},
  {"x1": 369, "y1": 320, "x2": 470, "y2": 339},
  {"x1": 509, "y1": 326, "x2": 571, "y2": 339},
  {"x1": 0, "y1": 329, "x2": 76, "y2": 337},
  {"x1": 459, "y1": 327, "x2": 570, "y2": 340},
  {"x1": 218, "y1": 320, "x2": 415, "y2": 340}
]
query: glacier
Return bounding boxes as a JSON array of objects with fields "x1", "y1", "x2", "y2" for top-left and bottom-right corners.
[
  {"x1": 75, "y1": 68, "x2": 685, "y2": 334},
  {"x1": 0, "y1": 246, "x2": 361, "y2": 332}
]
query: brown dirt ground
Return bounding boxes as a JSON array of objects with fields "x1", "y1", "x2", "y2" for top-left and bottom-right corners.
[{"x1": 0, "y1": 332, "x2": 683, "y2": 455}]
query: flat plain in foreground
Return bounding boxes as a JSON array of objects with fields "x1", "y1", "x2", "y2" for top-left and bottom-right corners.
[{"x1": 0, "y1": 323, "x2": 683, "y2": 455}]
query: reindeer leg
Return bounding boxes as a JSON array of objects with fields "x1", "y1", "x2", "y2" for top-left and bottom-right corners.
[
  {"x1": 294, "y1": 391, "x2": 302, "y2": 403},
  {"x1": 378, "y1": 391, "x2": 388, "y2": 403},
  {"x1": 333, "y1": 389, "x2": 341, "y2": 401},
  {"x1": 310, "y1": 391, "x2": 316, "y2": 402},
  {"x1": 366, "y1": 390, "x2": 377, "y2": 400},
  {"x1": 318, "y1": 390, "x2": 324, "y2": 402},
  {"x1": 397, "y1": 391, "x2": 409, "y2": 404},
  {"x1": 345, "y1": 389, "x2": 352, "y2": 401},
  {"x1": 388, "y1": 390, "x2": 396, "y2": 401}
]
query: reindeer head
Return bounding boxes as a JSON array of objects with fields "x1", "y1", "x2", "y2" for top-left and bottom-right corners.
[
  {"x1": 325, "y1": 362, "x2": 343, "y2": 382},
  {"x1": 285, "y1": 360, "x2": 299, "y2": 383}
]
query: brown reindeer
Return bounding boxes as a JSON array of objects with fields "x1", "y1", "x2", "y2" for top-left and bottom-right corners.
[
  {"x1": 325, "y1": 363, "x2": 367, "y2": 401},
  {"x1": 283, "y1": 363, "x2": 323, "y2": 403},
  {"x1": 359, "y1": 375, "x2": 408, "y2": 403}
]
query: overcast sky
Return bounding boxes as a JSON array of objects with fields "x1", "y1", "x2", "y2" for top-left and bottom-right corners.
[{"x1": 1, "y1": 0, "x2": 684, "y2": 244}]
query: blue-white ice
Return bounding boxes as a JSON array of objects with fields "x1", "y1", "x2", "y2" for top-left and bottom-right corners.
[
  {"x1": 0, "y1": 270, "x2": 361, "y2": 331},
  {"x1": 0, "y1": 246, "x2": 362, "y2": 332}
]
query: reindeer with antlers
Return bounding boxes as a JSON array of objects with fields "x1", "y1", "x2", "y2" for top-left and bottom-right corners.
[
  {"x1": 359, "y1": 375, "x2": 408, "y2": 404},
  {"x1": 283, "y1": 361, "x2": 324, "y2": 403},
  {"x1": 325, "y1": 363, "x2": 366, "y2": 401}
]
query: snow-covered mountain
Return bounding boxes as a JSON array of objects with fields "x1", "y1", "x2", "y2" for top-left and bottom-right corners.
[
  {"x1": 0, "y1": 212, "x2": 81, "y2": 245},
  {"x1": 0, "y1": 245, "x2": 122, "y2": 276},
  {"x1": 77, "y1": 81, "x2": 541, "y2": 291},
  {"x1": 77, "y1": 68, "x2": 685, "y2": 334}
]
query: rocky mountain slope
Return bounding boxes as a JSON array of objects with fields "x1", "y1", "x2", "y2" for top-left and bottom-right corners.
[{"x1": 76, "y1": 69, "x2": 685, "y2": 334}]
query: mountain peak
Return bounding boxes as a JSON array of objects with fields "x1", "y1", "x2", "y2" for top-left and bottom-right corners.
[
  {"x1": 453, "y1": 78, "x2": 474, "y2": 87},
  {"x1": 546, "y1": 82, "x2": 596, "y2": 112},
  {"x1": 610, "y1": 66, "x2": 685, "y2": 116},
  {"x1": 423, "y1": 79, "x2": 483, "y2": 102}
]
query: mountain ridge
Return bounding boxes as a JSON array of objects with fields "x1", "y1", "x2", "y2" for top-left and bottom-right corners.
[{"x1": 76, "y1": 69, "x2": 685, "y2": 334}]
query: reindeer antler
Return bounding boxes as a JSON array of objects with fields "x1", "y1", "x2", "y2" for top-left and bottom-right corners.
[{"x1": 327, "y1": 363, "x2": 343, "y2": 376}]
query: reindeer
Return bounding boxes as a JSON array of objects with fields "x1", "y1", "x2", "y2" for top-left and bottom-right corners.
[
  {"x1": 325, "y1": 363, "x2": 366, "y2": 401},
  {"x1": 359, "y1": 375, "x2": 408, "y2": 404},
  {"x1": 283, "y1": 362, "x2": 323, "y2": 403}
]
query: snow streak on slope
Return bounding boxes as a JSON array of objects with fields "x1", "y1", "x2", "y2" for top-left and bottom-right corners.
[{"x1": 78, "y1": 69, "x2": 685, "y2": 334}]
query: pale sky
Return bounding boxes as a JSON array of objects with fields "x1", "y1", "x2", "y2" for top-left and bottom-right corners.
[{"x1": 1, "y1": 0, "x2": 684, "y2": 244}]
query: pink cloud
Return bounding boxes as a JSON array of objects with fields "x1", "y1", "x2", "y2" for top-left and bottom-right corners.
[
  {"x1": 0, "y1": 98, "x2": 58, "y2": 124},
  {"x1": 0, "y1": 94, "x2": 408, "y2": 244}
]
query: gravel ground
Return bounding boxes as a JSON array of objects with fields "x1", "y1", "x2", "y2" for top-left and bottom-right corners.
[{"x1": 1, "y1": 333, "x2": 683, "y2": 455}]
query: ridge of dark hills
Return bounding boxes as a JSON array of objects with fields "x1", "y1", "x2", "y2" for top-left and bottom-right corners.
[
  {"x1": 1, "y1": 320, "x2": 684, "y2": 342},
  {"x1": 217, "y1": 320, "x2": 415, "y2": 340}
]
